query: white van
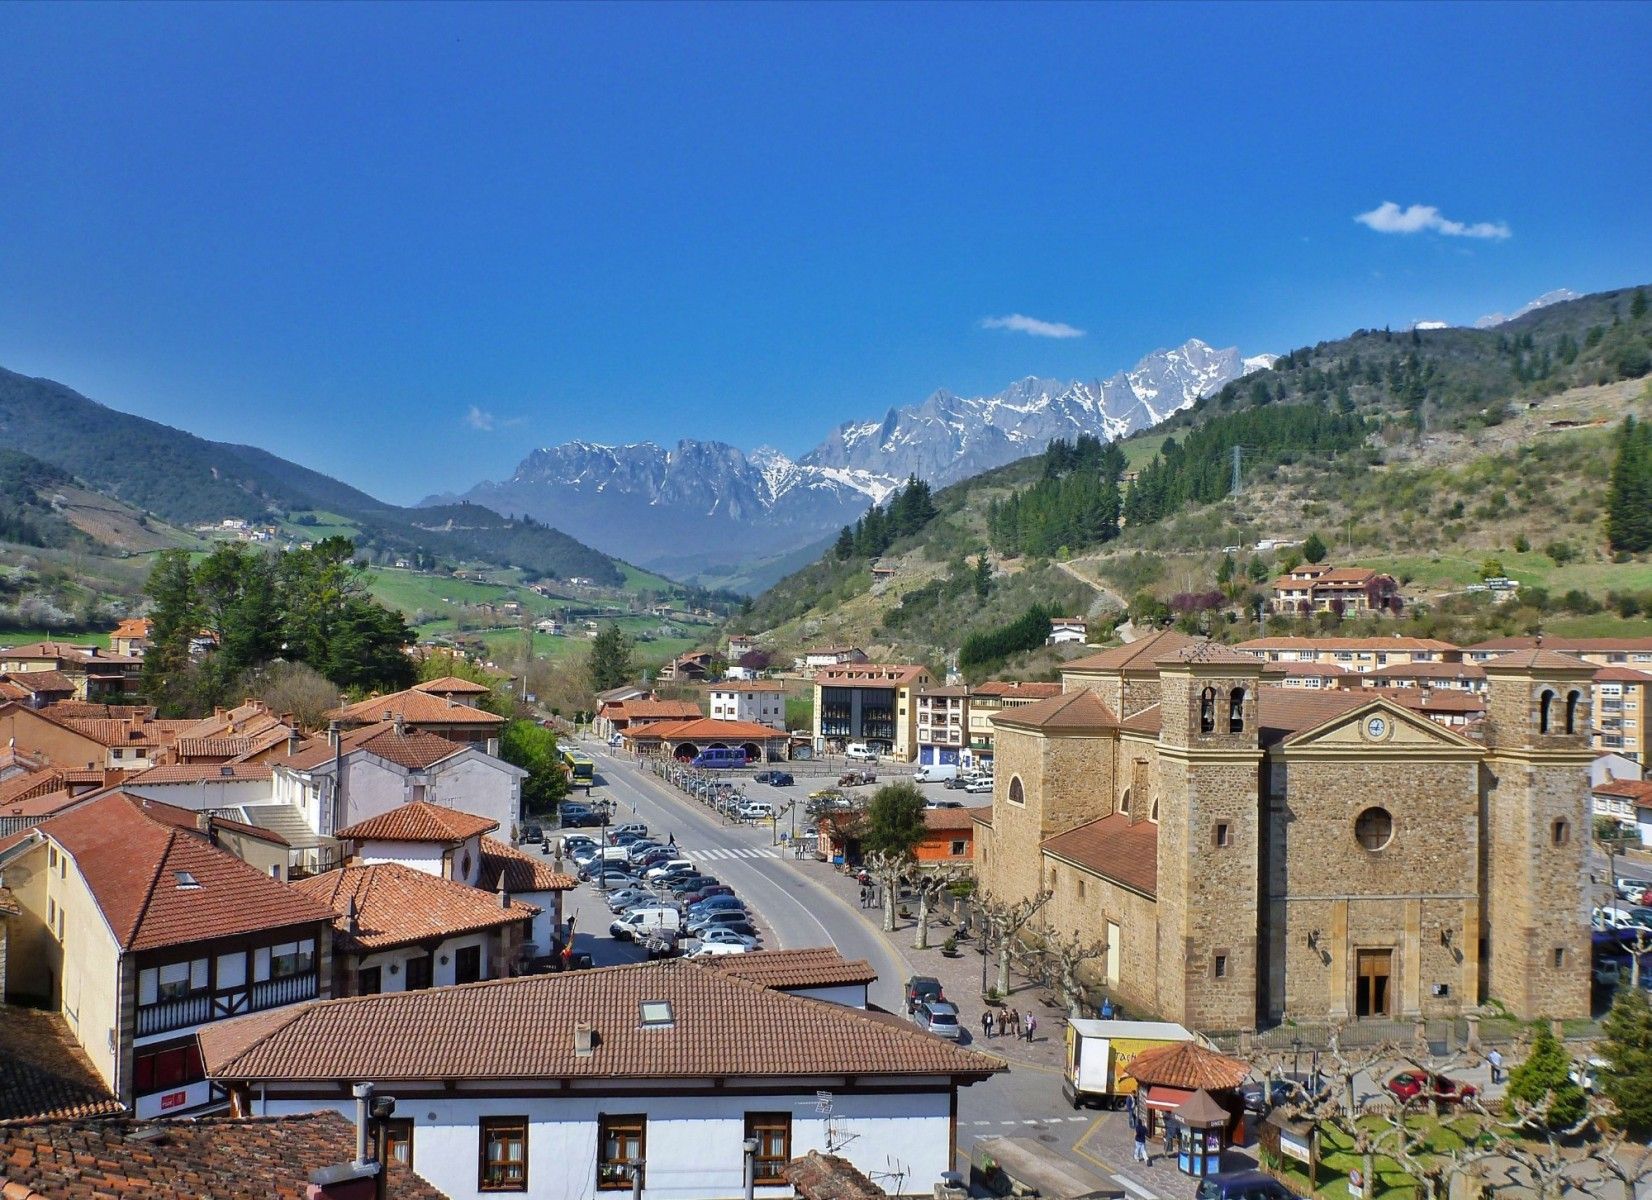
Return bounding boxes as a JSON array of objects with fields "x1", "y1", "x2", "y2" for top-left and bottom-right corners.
[
  {"x1": 646, "y1": 859, "x2": 695, "y2": 880},
  {"x1": 845, "y1": 743, "x2": 878, "y2": 762},
  {"x1": 611, "y1": 907, "x2": 681, "y2": 940},
  {"x1": 737, "y1": 801, "x2": 776, "y2": 821},
  {"x1": 914, "y1": 763, "x2": 959, "y2": 783}
]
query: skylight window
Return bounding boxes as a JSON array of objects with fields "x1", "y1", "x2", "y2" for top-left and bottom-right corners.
[
  {"x1": 174, "y1": 870, "x2": 202, "y2": 890},
  {"x1": 639, "y1": 1000, "x2": 674, "y2": 1027}
]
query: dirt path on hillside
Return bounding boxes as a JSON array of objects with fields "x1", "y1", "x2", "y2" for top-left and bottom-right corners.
[{"x1": 1053, "y1": 559, "x2": 1126, "y2": 619}]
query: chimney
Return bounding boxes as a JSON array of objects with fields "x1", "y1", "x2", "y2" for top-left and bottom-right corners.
[
  {"x1": 345, "y1": 894, "x2": 359, "y2": 938},
  {"x1": 328, "y1": 720, "x2": 341, "y2": 750},
  {"x1": 573, "y1": 1023, "x2": 597, "y2": 1057},
  {"x1": 288, "y1": 729, "x2": 303, "y2": 757},
  {"x1": 498, "y1": 874, "x2": 510, "y2": 909},
  {"x1": 392, "y1": 713, "x2": 407, "y2": 738}
]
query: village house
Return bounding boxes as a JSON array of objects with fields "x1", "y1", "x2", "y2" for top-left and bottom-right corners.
[
  {"x1": 0, "y1": 701, "x2": 190, "y2": 771},
  {"x1": 812, "y1": 664, "x2": 934, "y2": 761},
  {"x1": 693, "y1": 946, "x2": 876, "y2": 1007},
  {"x1": 973, "y1": 628, "x2": 1594, "y2": 1032},
  {"x1": 0, "y1": 791, "x2": 336, "y2": 1118},
  {"x1": 1259, "y1": 661, "x2": 1350, "y2": 690},
  {"x1": 326, "y1": 678, "x2": 507, "y2": 755},
  {"x1": 1268, "y1": 564, "x2": 1402, "y2": 616},
  {"x1": 796, "y1": 645, "x2": 869, "y2": 672},
  {"x1": 1358, "y1": 660, "x2": 1487, "y2": 692},
  {"x1": 708, "y1": 680, "x2": 786, "y2": 730},
  {"x1": 331, "y1": 801, "x2": 572, "y2": 953},
  {"x1": 658, "y1": 650, "x2": 716, "y2": 682},
  {"x1": 593, "y1": 696, "x2": 704, "y2": 741},
  {"x1": 962, "y1": 681, "x2": 1063, "y2": 770},
  {"x1": 1046, "y1": 616, "x2": 1089, "y2": 645},
  {"x1": 915, "y1": 686, "x2": 969, "y2": 768},
  {"x1": 200, "y1": 956, "x2": 1002, "y2": 1200},
  {"x1": 109, "y1": 617, "x2": 154, "y2": 657},
  {"x1": 1591, "y1": 776, "x2": 1652, "y2": 840},
  {"x1": 1235, "y1": 635, "x2": 1460, "y2": 672},
  {"x1": 0, "y1": 640, "x2": 145, "y2": 700},
  {"x1": 727, "y1": 633, "x2": 760, "y2": 659},
  {"x1": 0, "y1": 669, "x2": 77, "y2": 709},
  {"x1": 1467, "y1": 638, "x2": 1652, "y2": 764}
]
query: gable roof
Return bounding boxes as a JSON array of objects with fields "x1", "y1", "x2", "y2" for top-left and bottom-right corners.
[
  {"x1": 812, "y1": 664, "x2": 930, "y2": 688},
  {"x1": 0, "y1": 1006, "x2": 123, "y2": 1122},
  {"x1": 476, "y1": 835, "x2": 577, "y2": 893},
  {"x1": 623, "y1": 717, "x2": 787, "y2": 742},
  {"x1": 33, "y1": 792, "x2": 333, "y2": 951},
  {"x1": 280, "y1": 722, "x2": 471, "y2": 772},
  {"x1": 1041, "y1": 813, "x2": 1158, "y2": 898},
  {"x1": 694, "y1": 946, "x2": 878, "y2": 990},
  {"x1": 1482, "y1": 647, "x2": 1596, "y2": 674},
  {"x1": 0, "y1": 1113, "x2": 448, "y2": 1200},
  {"x1": 128, "y1": 761, "x2": 274, "y2": 785},
  {"x1": 199, "y1": 959, "x2": 1003, "y2": 1084},
  {"x1": 1062, "y1": 628, "x2": 1203, "y2": 673},
  {"x1": 1255, "y1": 687, "x2": 1372, "y2": 748},
  {"x1": 1153, "y1": 641, "x2": 1263, "y2": 668},
  {"x1": 326, "y1": 688, "x2": 505, "y2": 727},
  {"x1": 290, "y1": 861, "x2": 539, "y2": 954},
  {"x1": 1237, "y1": 636, "x2": 1459, "y2": 652},
  {"x1": 923, "y1": 806, "x2": 980, "y2": 831},
  {"x1": 991, "y1": 688, "x2": 1119, "y2": 734},
  {"x1": 970, "y1": 681, "x2": 1064, "y2": 700},
  {"x1": 413, "y1": 675, "x2": 492, "y2": 695},
  {"x1": 1468, "y1": 635, "x2": 1652, "y2": 654},
  {"x1": 1593, "y1": 778, "x2": 1652, "y2": 803},
  {"x1": 335, "y1": 800, "x2": 499, "y2": 844},
  {"x1": 1595, "y1": 666, "x2": 1652, "y2": 684}
]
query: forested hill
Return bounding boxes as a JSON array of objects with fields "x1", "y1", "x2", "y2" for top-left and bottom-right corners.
[{"x1": 0, "y1": 365, "x2": 629, "y2": 585}]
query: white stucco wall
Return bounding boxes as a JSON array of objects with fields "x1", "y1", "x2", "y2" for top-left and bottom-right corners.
[
  {"x1": 122, "y1": 777, "x2": 277, "y2": 811},
  {"x1": 354, "y1": 931, "x2": 492, "y2": 991},
  {"x1": 427, "y1": 752, "x2": 523, "y2": 836},
  {"x1": 258, "y1": 1086, "x2": 952, "y2": 1200},
  {"x1": 516, "y1": 888, "x2": 563, "y2": 950}
]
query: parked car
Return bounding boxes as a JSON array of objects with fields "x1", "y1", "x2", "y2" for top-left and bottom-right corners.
[
  {"x1": 610, "y1": 906, "x2": 681, "y2": 941},
  {"x1": 962, "y1": 775, "x2": 994, "y2": 794},
  {"x1": 595, "y1": 871, "x2": 643, "y2": 890},
  {"x1": 688, "y1": 895, "x2": 745, "y2": 916},
  {"x1": 624, "y1": 841, "x2": 665, "y2": 862},
  {"x1": 688, "y1": 910, "x2": 757, "y2": 936},
  {"x1": 845, "y1": 743, "x2": 878, "y2": 762},
  {"x1": 1384, "y1": 1070, "x2": 1477, "y2": 1107},
  {"x1": 609, "y1": 822, "x2": 649, "y2": 842},
  {"x1": 695, "y1": 926, "x2": 760, "y2": 950},
  {"x1": 646, "y1": 859, "x2": 696, "y2": 880},
  {"x1": 754, "y1": 770, "x2": 794, "y2": 786},
  {"x1": 520, "y1": 823, "x2": 544, "y2": 844},
  {"x1": 905, "y1": 975, "x2": 944, "y2": 1014},
  {"x1": 561, "y1": 833, "x2": 599, "y2": 852},
  {"x1": 1239, "y1": 1079, "x2": 1298, "y2": 1113},
  {"x1": 925, "y1": 799, "x2": 965, "y2": 810},
  {"x1": 1195, "y1": 1171, "x2": 1304, "y2": 1200},
  {"x1": 1617, "y1": 877, "x2": 1652, "y2": 902},
  {"x1": 606, "y1": 888, "x2": 656, "y2": 912},
  {"x1": 913, "y1": 1000, "x2": 962, "y2": 1040},
  {"x1": 668, "y1": 875, "x2": 720, "y2": 895},
  {"x1": 687, "y1": 940, "x2": 749, "y2": 958}
]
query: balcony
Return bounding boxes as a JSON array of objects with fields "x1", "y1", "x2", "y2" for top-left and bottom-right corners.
[{"x1": 136, "y1": 971, "x2": 318, "y2": 1038}]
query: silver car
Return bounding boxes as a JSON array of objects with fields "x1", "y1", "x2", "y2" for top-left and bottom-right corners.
[{"x1": 914, "y1": 1000, "x2": 962, "y2": 1040}]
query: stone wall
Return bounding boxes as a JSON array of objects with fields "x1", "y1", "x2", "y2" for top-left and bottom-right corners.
[{"x1": 1041, "y1": 855, "x2": 1161, "y2": 1016}]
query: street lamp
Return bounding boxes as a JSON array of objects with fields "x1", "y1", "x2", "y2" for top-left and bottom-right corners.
[{"x1": 1292, "y1": 1038, "x2": 1303, "y2": 1082}]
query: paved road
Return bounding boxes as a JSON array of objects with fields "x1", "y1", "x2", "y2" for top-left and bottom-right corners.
[{"x1": 563, "y1": 742, "x2": 1121, "y2": 1187}]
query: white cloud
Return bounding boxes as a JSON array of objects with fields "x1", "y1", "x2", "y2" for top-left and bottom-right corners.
[
  {"x1": 465, "y1": 405, "x2": 496, "y2": 431},
  {"x1": 1354, "y1": 201, "x2": 1511, "y2": 240},
  {"x1": 980, "y1": 313, "x2": 1086, "y2": 339}
]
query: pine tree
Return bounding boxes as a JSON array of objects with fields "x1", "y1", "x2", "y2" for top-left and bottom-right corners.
[
  {"x1": 1607, "y1": 417, "x2": 1652, "y2": 554},
  {"x1": 1602, "y1": 984, "x2": 1652, "y2": 1135},
  {"x1": 833, "y1": 526, "x2": 855, "y2": 559},
  {"x1": 587, "y1": 624, "x2": 635, "y2": 693},
  {"x1": 1633, "y1": 288, "x2": 1649, "y2": 321},
  {"x1": 1302, "y1": 532, "x2": 1328, "y2": 564},
  {"x1": 973, "y1": 554, "x2": 992, "y2": 600},
  {"x1": 1216, "y1": 553, "x2": 1236, "y2": 585},
  {"x1": 1506, "y1": 1020, "x2": 1587, "y2": 1130}
]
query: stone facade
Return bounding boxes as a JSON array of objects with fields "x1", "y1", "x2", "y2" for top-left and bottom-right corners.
[{"x1": 975, "y1": 640, "x2": 1595, "y2": 1033}]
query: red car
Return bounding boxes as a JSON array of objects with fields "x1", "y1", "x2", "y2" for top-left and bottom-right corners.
[{"x1": 1385, "y1": 1070, "x2": 1477, "y2": 1106}]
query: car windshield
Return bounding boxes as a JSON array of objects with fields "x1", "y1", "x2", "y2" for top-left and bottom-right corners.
[{"x1": 929, "y1": 1012, "x2": 958, "y2": 1025}]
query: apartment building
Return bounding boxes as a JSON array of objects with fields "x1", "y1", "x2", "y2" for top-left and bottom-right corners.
[
  {"x1": 963, "y1": 682, "x2": 1063, "y2": 769},
  {"x1": 708, "y1": 681, "x2": 786, "y2": 731},
  {"x1": 915, "y1": 686, "x2": 969, "y2": 767},
  {"x1": 812, "y1": 664, "x2": 933, "y2": 761},
  {"x1": 1269, "y1": 565, "x2": 1402, "y2": 615}
]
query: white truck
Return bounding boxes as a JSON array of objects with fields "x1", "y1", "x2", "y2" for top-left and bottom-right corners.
[
  {"x1": 610, "y1": 907, "x2": 682, "y2": 941},
  {"x1": 1063, "y1": 1019, "x2": 1193, "y2": 1109}
]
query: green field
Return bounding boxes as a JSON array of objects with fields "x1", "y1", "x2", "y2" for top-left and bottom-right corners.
[
  {"x1": 619, "y1": 561, "x2": 677, "y2": 592},
  {"x1": 1364, "y1": 551, "x2": 1652, "y2": 597},
  {"x1": 1122, "y1": 432, "x2": 1170, "y2": 469},
  {"x1": 281, "y1": 511, "x2": 364, "y2": 541},
  {"x1": 0, "y1": 628, "x2": 112, "y2": 648}
]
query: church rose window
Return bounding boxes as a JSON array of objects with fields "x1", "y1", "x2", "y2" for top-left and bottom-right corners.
[{"x1": 1355, "y1": 807, "x2": 1393, "y2": 851}]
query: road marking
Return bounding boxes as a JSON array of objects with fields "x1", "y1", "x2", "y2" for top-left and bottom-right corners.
[
  {"x1": 1065, "y1": 1116, "x2": 1089, "y2": 1122},
  {"x1": 971, "y1": 1121, "x2": 991, "y2": 1126},
  {"x1": 1113, "y1": 1175, "x2": 1160, "y2": 1200},
  {"x1": 1021, "y1": 1119, "x2": 1042, "y2": 1126}
]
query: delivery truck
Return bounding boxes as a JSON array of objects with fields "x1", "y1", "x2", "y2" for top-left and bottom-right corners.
[{"x1": 1062, "y1": 1019, "x2": 1193, "y2": 1109}]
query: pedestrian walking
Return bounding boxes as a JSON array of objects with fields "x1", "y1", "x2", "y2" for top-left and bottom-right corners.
[
  {"x1": 1024, "y1": 1012, "x2": 1037, "y2": 1042},
  {"x1": 1007, "y1": 1008, "x2": 1020, "y2": 1040},
  {"x1": 1133, "y1": 1123, "x2": 1149, "y2": 1164},
  {"x1": 981, "y1": 1010, "x2": 994, "y2": 1040},
  {"x1": 668, "y1": 832, "x2": 675, "y2": 847},
  {"x1": 1488, "y1": 1047, "x2": 1503, "y2": 1084}
]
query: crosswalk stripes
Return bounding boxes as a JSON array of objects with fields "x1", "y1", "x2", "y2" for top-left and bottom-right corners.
[{"x1": 683, "y1": 847, "x2": 781, "y2": 861}]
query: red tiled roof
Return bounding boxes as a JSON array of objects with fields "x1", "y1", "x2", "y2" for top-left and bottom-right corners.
[
  {"x1": 607, "y1": 699, "x2": 704, "y2": 722},
  {"x1": 1261, "y1": 661, "x2": 1349, "y2": 677},
  {"x1": 280, "y1": 722, "x2": 469, "y2": 771},
  {"x1": 624, "y1": 717, "x2": 788, "y2": 742},
  {"x1": 1365, "y1": 661, "x2": 1484, "y2": 680},
  {"x1": 991, "y1": 689, "x2": 1119, "y2": 734},
  {"x1": 327, "y1": 687, "x2": 505, "y2": 727},
  {"x1": 971, "y1": 681, "x2": 1064, "y2": 700},
  {"x1": 1482, "y1": 647, "x2": 1594, "y2": 673},
  {"x1": 130, "y1": 761, "x2": 273, "y2": 784},
  {"x1": 1041, "y1": 813, "x2": 1158, "y2": 898},
  {"x1": 1123, "y1": 1040, "x2": 1249, "y2": 1090},
  {"x1": 55, "y1": 717, "x2": 174, "y2": 747},
  {"x1": 413, "y1": 675, "x2": 493, "y2": 695},
  {"x1": 0, "y1": 1006, "x2": 123, "y2": 1122},
  {"x1": 1119, "y1": 704, "x2": 1163, "y2": 736},
  {"x1": 712, "y1": 680, "x2": 785, "y2": 692},
  {"x1": 476, "y1": 836, "x2": 577, "y2": 892},
  {"x1": 812, "y1": 664, "x2": 930, "y2": 688},
  {"x1": 1063, "y1": 629, "x2": 1202, "y2": 673},
  {"x1": 694, "y1": 946, "x2": 878, "y2": 990},
  {"x1": 783, "y1": 1151, "x2": 889, "y2": 1200},
  {"x1": 0, "y1": 786, "x2": 83, "y2": 822},
  {"x1": 199, "y1": 959, "x2": 1003, "y2": 1084},
  {"x1": 128, "y1": 794, "x2": 289, "y2": 847},
  {"x1": 31, "y1": 792, "x2": 333, "y2": 951},
  {"x1": 172, "y1": 736, "x2": 256, "y2": 759},
  {"x1": 1370, "y1": 687, "x2": 1485, "y2": 715},
  {"x1": 1154, "y1": 642, "x2": 1263, "y2": 667},
  {"x1": 0, "y1": 670, "x2": 75, "y2": 695},
  {"x1": 335, "y1": 800, "x2": 499, "y2": 843},
  {"x1": 1469, "y1": 636, "x2": 1652, "y2": 654},
  {"x1": 923, "y1": 807, "x2": 980, "y2": 830},
  {"x1": 966, "y1": 804, "x2": 993, "y2": 828},
  {"x1": 0, "y1": 1113, "x2": 448, "y2": 1200},
  {"x1": 1237, "y1": 636, "x2": 1459, "y2": 652},
  {"x1": 290, "y1": 861, "x2": 538, "y2": 954},
  {"x1": 1596, "y1": 666, "x2": 1652, "y2": 684},
  {"x1": 0, "y1": 768, "x2": 67, "y2": 807},
  {"x1": 1256, "y1": 687, "x2": 1372, "y2": 748},
  {"x1": 1594, "y1": 778, "x2": 1652, "y2": 803}
]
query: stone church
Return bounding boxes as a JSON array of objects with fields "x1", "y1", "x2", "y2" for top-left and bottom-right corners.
[{"x1": 970, "y1": 629, "x2": 1594, "y2": 1033}]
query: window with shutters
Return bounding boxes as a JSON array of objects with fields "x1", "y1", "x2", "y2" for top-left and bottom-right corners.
[{"x1": 478, "y1": 1117, "x2": 528, "y2": 1192}]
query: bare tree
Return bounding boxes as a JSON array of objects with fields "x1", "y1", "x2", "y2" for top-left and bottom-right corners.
[
  {"x1": 976, "y1": 888, "x2": 1052, "y2": 996},
  {"x1": 236, "y1": 659, "x2": 340, "y2": 729},
  {"x1": 864, "y1": 850, "x2": 911, "y2": 934},
  {"x1": 1043, "y1": 929, "x2": 1110, "y2": 1018},
  {"x1": 908, "y1": 866, "x2": 969, "y2": 950}
]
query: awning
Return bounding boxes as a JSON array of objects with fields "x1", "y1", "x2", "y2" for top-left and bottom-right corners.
[{"x1": 1143, "y1": 1085, "x2": 1196, "y2": 1111}]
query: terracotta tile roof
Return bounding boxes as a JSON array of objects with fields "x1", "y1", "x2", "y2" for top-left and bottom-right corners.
[
  {"x1": 0, "y1": 786, "x2": 83, "y2": 823},
  {"x1": 968, "y1": 805, "x2": 993, "y2": 828},
  {"x1": 127, "y1": 794, "x2": 289, "y2": 846},
  {"x1": 1119, "y1": 704, "x2": 1163, "y2": 736},
  {"x1": 924, "y1": 807, "x2": 980, "y2": 831},
  {"x1": 1369, "y1": 688, "x2": 1485, "y2": 715},
  {"x1": 1469, "y1": 636, "x2": 1652, "y2": 654},
  {"x1": 812, "y1": 664, "x2": 931, "y2": 689},
  {"x1": 1041, "y1": 813, "x2": 1157, "y2": 898},
  {"x1": 0, "y1": 1007, "x2": 123, "y2": 1122},
  {"x1": 609, "y1": 699, "x2": 704, "y2": 722},
  {"x1": 335, "y1": 800, "x2": 499, "y2": 843},
  {"x1": 171, "y1": 736, "x2": 256, "y2": 760},
  {"x1": 38, "y1": 701, "x2": 153, "y2": 721},
  {"x1": 695, "y1": 946, "x2": 878, "y2": 990},
  {"x1": 991, "y1": 689, "x2": 1119, "y2": 734},
  {"x1": 1593, "y1": 778, "x2": 1652, "y2": 803},
  {"x1": 0, "y1": 1112, "x2": 448, "y2": 1200},
  {"x1": 54, "y1": 718, "x2": 173, "y2": 748},
  {"x1": 413, "y1": 675, "x2": 493, "y2": 695},
  {"x1": 1154, "y1": 642, "x2": 1263, "y2": 667},
  {"x1": 1596, "y1": 666, "x2": 1652, "y2": 684},
  {"x1": 281, "y1": 722, "x2": 469, "y2": 772},
  {"x1": 1261, "y1": 661, "x2": 1350, "y2": 677},
  {"x1": 0, "y1": 768, "x2": 67, "y2": 807},
  {"x1": 128, "y1": 762, "x2": 273, "y2": 784},
  {"x1": 624, "y1": 717, "x2": 788, "y2": 742},
  {"x1": 971, "y1": 681, "x2": 1064, "y2": 700},
  {"x1": 476, "y1": 836, "x2": 577, "y2": 893},
  {"x1": 1482, "y1": 647, "x2": 1594, "y2": 673},
  {"x1": 1237, "y1": 636, "x2": 1459, "y2": 653},
  {"x1": 291, "y1": 861, "x2": 538, "y2": 954},
  {"x1": 917, "y1": 686, "x2": 971, "y2": 698},
  {"x1": 1365, "y1": 661, "x2": 1484, "y2": 680},
  {"x1": 1122, "y1": 1040, "x2": 1250, "y2": 1091},
  {"x1": 711, "y1": 680, "x2": 784, "y2": 692},
  {"x1": 1063, "y1": 629, "x2": 1202, "y2": 673},
  {"x1": 326, "y1": 687, "x2": 505, "y2": 727},
  {"x1": 0, "y1": 670, "x2": 75, "y2": 695},
  {"x1": 1256, "y1": 686, "x2": 1371, "y2": 748},
  {"x1": 31, "y1": 791, "x2": 333, "y2": 951},
  {"x1": 199, "y1": 959, "x2": 1004, "y2": 1084},
  {"x1": 783, "y1": 1151, "x2": 890, "y2": 1200}
]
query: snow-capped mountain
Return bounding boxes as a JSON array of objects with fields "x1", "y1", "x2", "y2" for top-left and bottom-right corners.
[
  {"x1": 1473, "y1": 289, "x2": 1582, "y2": 329},
  {"x1": 434, "y1": 338, "x2": 1268, "y2": 587}
]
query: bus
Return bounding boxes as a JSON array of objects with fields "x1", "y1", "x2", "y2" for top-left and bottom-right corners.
[{"x1": 560, "y1": 747, "x2": 595, "y2": 785}]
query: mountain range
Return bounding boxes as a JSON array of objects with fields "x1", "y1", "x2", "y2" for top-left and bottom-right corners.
[{"x1": 434, "y1": 338, "x2": 1273, "y2": 588}]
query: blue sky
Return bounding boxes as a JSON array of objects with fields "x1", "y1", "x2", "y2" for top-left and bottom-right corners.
[{"x1": 2, "y1": 1, "x2": 1649, "y2": 504}]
